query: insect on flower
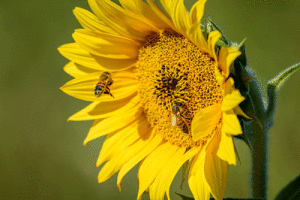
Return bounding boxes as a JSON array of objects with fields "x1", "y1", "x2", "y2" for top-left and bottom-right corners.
[
  {"x1": 59, "y1": 0, "x2": 248, "y2": 199},
  {"x1": 94, "y1": 72, "x2": 114, "y2": 98},
  {"x1": 171, "y1": 102, "x2": 191, "y2": 134}
]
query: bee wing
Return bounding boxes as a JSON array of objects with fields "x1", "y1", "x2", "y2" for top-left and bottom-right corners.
[{"x1": 171, "y1": 113, "x2": 177, "y2": 126}]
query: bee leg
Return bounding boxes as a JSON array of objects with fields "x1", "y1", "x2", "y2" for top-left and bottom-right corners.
[
  {"x1": 106, "y1": 88, "x2": 114, "y2": 98},
  {"x1": 109, "y1": 91, "x2": 114, "y2": 98}
]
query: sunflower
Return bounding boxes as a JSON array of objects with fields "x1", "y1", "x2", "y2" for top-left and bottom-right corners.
[{"x1": 59, "y1": 0, "x2": 246, "y2": 199}]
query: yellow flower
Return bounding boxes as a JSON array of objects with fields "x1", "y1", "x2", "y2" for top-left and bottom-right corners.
[{"x1": 58, "y1": 0, "x2": 246, "y2": 199}]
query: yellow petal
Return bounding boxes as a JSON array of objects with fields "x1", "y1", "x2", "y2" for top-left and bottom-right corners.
[
  {"x1": 150, "y1": 147, "x2": 200, "y2": 200},
  {"x1": 68, "y1": 94, "x2": 139, "y2": 121},
  {"x1": 73, "y1": 7, "x2": 117, "y2": 34},
  {"x1": 149, "y1": 147, "x2": 186, "y2": 200},
  {"x1": 84, "y1": 107, "x2": 142, "y2": 145},
  {"x1": 188, "y1": 148, "x2": 210, "y2": 200},
  {"x1": 91, "y1": 55, "x2": 137, "y2": 71},
  {"x1": 63, "y1": 62, "x2": 97, "y2": 78},
  {"x1": 117, "y1": 133, "x2": 163, "y2": 191},
  {"x1": 98, "y1": 125, "x2": 155, "y2": 183},
  {"x1": 119, "y1": 0, "x2": 169, "y2": 30},
  {"x1": 58, "y1": 43, "x2": 105, "y2": 70},
  {"x1": 95, "y1": 0, "x2": 156, "y2": 37},
  {"x1": 87, "y1": 0, "x2": 102, "y2": 19},
  {"x1": 207, "y1": 31, "x2": 221, "y2": 61},
  {"x1": 215, "y1": 66, "x2": 225, "y2": 89},
  {"x1": 188, "y1": 146, "x2": 205, "y2": 177},
  {"x1": 187, "y1": 23, "x2": 209, "y2": 54},
  {"x1": 159, "y1": 0, "x2": 172, "y2": 14},
  {"x1": 224, "y1": 77, "x2": 235, "y2": 95},
  {"x1": 204, "y1": 133, "x2": 229, "y2": 200},
  {"x1": 170, "y1": 0, "x2": 190, "y2": 35},
  {"x1": 72, "y1": 29, "x2": 140, "y2": 59},
  {"x1": 222, "y1": 88, "x2": 245, "y2": 111},
  {"x1": 58, "y1": 43, "x2": 137, "y2": 71},
  {"x1": 146, "y1": 0, "x2": 176, "y2": 31},
  {"x1": 189, "y1": 0, "x2": 207, "y2": 25},
  {"x1": 60, "y1": 71, "x2": 138, "y2": 102},
  {"x1": 97, "y1": 116, "x2": 150, "y2": 166},
  {"x1": 191, "y1": 104, "x2": 222, "y2": 142},
  {"x1": 137, "y1": 141, "x2": 178, "y2": 199},
  {"x1": 218, "y1": 47, "x2": 241, "y2": 78},
  {"x1": 217, "y1": 132, "x2": 236, "y2": 165},
  {"x1": 88, "y1": 0, "x2": 143, "y2": 41},
  {"x1": 233, "y1": 105, "x2": 252, "y2": 119},
  {"x1": 188, "y1": 174, "x2": 210, "y2": 200},
  {"x1": 222, "y1": 110, "x2": 243, "y2": 135}
]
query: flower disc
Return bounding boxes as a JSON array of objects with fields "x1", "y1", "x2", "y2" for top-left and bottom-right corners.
[{"x1": 137, "y1": 31, "x2": 223, "y2": 148}]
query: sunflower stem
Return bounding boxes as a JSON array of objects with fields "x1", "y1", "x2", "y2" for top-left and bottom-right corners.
[
  {"x1": 251, "y1": 120, "x2": 268, "y2": 199},
  {"x1": 247, "y1": 79, "x2": 269, "y2": 199}
]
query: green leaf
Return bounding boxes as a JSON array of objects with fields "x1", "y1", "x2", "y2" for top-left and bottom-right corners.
[
  {"x1": 268, "y1": 63, "x2": 300, "y2": 92},
  {"x1": 275, "y1": 174, "x2": 300, "y2": 200},
  {"x1": 266, "y1": 63, "x2": 300, "y2": 122}
]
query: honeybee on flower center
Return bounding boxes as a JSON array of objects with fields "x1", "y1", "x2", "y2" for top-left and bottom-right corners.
[
  {"x1": 94, "y1": 72, "x2": 114, "y2": 98},
  {"x1": 171, "y1": 102, "x2": 191, "y2": 134}
]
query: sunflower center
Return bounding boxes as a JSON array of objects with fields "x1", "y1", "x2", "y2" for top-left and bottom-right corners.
[{"x1": 137, "y1": 31, "x2": 223, "y2": 148}]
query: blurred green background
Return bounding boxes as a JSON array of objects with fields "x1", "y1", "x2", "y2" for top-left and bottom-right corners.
[{"x1": 1, "y1": 0, "x2": 299, "y2": 199}]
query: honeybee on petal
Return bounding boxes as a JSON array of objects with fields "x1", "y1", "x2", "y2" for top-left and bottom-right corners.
[
  {"x1": 171, "y1": 102, "x2": 190, "y2": 134},
  {"x1": 94, "y1": 72, "x2": 114, "y2": 98}
]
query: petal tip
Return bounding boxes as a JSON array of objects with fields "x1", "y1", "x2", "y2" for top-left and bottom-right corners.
[{"x1": 83, "y1": 140, "x2": 88, "y2": 146}]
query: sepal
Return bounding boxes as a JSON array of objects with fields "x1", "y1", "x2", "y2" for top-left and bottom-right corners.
[
  {"x1": 275, "y1": 174, "x2": 300, "y2": 200},
  {"x1": 201, "y1": 17, "x2": 228, "y2": 47}
]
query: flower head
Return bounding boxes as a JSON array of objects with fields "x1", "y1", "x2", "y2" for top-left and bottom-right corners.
[{"x1": 59, "y1": 0, "x2": 246, "y2": 199}]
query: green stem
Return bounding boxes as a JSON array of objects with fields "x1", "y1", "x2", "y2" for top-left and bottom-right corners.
[
  {"x1": 251, "y1": 121, "x2": 267, "y2": 199},
  {"x1": 247, "y1": 80, "x2": 269, "y2": 199}
]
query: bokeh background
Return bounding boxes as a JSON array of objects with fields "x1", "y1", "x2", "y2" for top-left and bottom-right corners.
[{"x1": 1, "y1": 0, "x2": 299, "y2": 199}]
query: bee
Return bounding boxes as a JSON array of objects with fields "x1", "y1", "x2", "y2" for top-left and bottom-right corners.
[
  {"x1": 94, "y1": 72, "x2": 114, "y2": 98},
  {"x1": 171, "y1": 102, "x2": 190, "y2": 134}
]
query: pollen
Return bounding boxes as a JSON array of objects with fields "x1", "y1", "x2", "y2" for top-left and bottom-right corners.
[{"x1": 137, "y1": 31, "x2": 223, "y2": 148}]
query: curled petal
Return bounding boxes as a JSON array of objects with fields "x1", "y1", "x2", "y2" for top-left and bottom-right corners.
[
  {"x1": 218, "y1": 47, "x2": 241, "y2": 78},
  {"x1": 189, "y1": 0, "x2": 207, "y2": 25},
  {"x1": 191, "y1": 104, "x2": 222, "y2": 142},
  {"x1": 187, "y1": 23, "x2": 209, "y2": 54},
  {"x1": 171, "y1": 0, "x2": 190, "y2": 35},
  {"x1": 222, "y1": 89, "x2": 245, "y2": 111},
  {"x1": 222, "y1": 110, "x2": 243, "y2": 135},
  {"x1": 217, "y1": 132, "x2": 237, "y2": 165},
  {"x1": 146, "y1": 0, "x2": 176, "y2": 31},
  {"x1": 207, "y1": 31, "x2": 221, "y2": 60}
]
